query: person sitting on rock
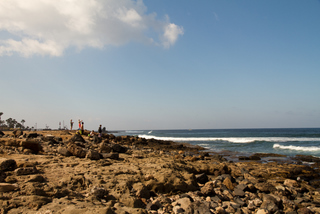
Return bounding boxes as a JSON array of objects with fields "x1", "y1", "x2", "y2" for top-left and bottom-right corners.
[{"x1": 89, "y1": 130, "x2": 95, "y2": 137}]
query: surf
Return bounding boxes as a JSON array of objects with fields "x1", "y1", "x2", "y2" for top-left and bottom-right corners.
[{"x1": 138, "y1": 135, "x2": 320, "y2": 144}]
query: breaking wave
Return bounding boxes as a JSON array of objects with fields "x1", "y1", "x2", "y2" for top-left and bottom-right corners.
[
  {"x1": 138, "y1": 135, "x2": 320, "y2": 144},
  {"x1": 273, "y1": 144, "x2": 320, "y2": 152}
]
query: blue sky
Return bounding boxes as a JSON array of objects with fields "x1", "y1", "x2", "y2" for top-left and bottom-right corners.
[{"x1": 1, "y1": 0, "x2": 320, "y2": 130}]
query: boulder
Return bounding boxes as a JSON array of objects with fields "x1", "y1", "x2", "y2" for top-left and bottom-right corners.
[
  {"x1": 223, "y1": 177, "x2": 234, "y2": 191},
  {"x1": 0, "y1": 130, "x2": 4, "y2": 137},
  {"x1": 0, "y1": 158, "x2": 17, "y2": 171},
  {"x1": 112, "y1": 143, "x2": 128, "y2": 153},
  {"x1": 20, "y1": 140, "x2": 43, "y2": 154},
  {"x1": 196, "y1": 173, "x2": 209, "y2": 184},
  {"x1": 133, "y1": 183, "x2": 150, "y2": 199},
  {"x1": 86, "y1": 149, "x2": 101, "y2": 160},
  {"x1": 255, "y1": 182, "x2": 276, "y2": 193},
  {"x1": 92, "y1": 135, "x2": 101, "y2": 144},
  {"x1": 201, "y1": 181, "x2": 216, "y2": 196},
  {"x1": 67, "y1": 143, "x2": 87, "y2": 158},
  {"x1": 57, "y1": 146, "x2": 72, "y2": 157},
  {"x1": 90, "y1": 186, "x2": 108, "y2": 199},
  {"x1": 69, "y1": 134, "x2": 86, "y2": 144},
  {"x1": 172, "y1": 197, "x2": 193, "y2": 211},
  {"x1": 99, "y1": 142, "x2": 112, "y2": 153}
]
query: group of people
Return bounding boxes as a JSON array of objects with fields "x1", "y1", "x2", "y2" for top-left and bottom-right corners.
[{"x1": 70, "y1": 119, "x2": 103, "y2": 137}]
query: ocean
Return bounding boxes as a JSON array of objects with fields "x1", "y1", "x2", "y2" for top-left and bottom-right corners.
[{"x1": 113, "y1": 128, "x2": 320, "y2": 158}]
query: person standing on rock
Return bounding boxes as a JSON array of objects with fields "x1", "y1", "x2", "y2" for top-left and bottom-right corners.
[
  {"x1": 80, "y1": 122, "x2": 84, "y2": 135},
  {"x1": 70, "y1": 119, "x2": 74, "y2": 130},
  {"x1": 78, "y1": 119, "x2": 82, "y2": 130},
  {"x1": 98, "y1": 125, "x2": 102, "y2": 137}
]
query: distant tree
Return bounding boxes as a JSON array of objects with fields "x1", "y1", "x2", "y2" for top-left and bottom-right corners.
[
  {"x1": 6, "y1": 118, "x2": 18, "y2": 129},
  {"x1": 16, "y1": 123, "x2": 22, "y2": 129},
  {"x1": 21, "y1": 119, "x2": 25, "y2": 128},
  {"x1": 0, "y1": 112, "x2": 3, "y2": 128}
]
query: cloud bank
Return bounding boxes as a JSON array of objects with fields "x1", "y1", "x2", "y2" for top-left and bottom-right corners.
[{"x1": 0, "y1": 0, "x2": 184, "y2": 57}]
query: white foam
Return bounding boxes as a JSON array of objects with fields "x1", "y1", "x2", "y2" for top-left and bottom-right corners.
[
  {"x1": 273, "y1": 144, "x2": 320, "y2": 152},
  {"x1": 126, "y1": 130, "x2": 144, "y2": 133},
  {"x1": 138, "y1": 135, "x2": 320, "y2": 144}
]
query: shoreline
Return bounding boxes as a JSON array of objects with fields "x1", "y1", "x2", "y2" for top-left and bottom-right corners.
[{"x1": 1, "y1": 129, "x2": 320, "y2": 213}]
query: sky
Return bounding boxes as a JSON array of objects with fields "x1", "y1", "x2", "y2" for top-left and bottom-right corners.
[{"x1": 1, "y1": 0, "x2": 320, "y2": 131}]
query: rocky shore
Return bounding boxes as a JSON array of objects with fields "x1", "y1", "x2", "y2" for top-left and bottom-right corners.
[{"x1": 1, "y1": 129, "x2": 320, "y2": 214}]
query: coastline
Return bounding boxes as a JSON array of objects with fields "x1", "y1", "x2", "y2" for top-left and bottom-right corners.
[{"x1": 1, "y1": 129, "x2": 320, "y2": 213}]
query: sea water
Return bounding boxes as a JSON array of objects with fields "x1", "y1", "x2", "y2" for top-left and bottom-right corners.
[{"x1": 114, "y1": 128, "x2": 320, "y2": 157}]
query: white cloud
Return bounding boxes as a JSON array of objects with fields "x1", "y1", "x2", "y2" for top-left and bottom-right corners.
[
  {"x1": 162, "y1": 23, "x2": 184, "y2": 49},
  {"x1": 0, "y1": 0, "x2": 183, "y2": 57}
]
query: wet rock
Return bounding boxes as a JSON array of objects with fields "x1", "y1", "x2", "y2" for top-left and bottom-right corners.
[
  {"x1": 239, "y1": 155, "x2": 261, "y2": 161},
  {"x1": 0, "y1": 158, "x2": 17, "y2": 171}
]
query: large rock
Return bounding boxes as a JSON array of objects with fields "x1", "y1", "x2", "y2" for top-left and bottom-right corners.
[
  {"x1": 57, "y1": 146, "x2": 72, "y2": 157},
  {"x1": 86, "y1": 150, "x2": 101, "y2": 160},
  {"x1": 112, "y1": 143, "x2": 128, "y2": 153},
  {"x1": 201, "y1": 181, "x2": 218, "y2": 196},
  {"x1": 67, "y1": 143, "x2": 87, "y2": 158},
  {"x1": 0, "y1": 158, "x2": 17, "y2": 171},
  {"x1": 99, "y1": 142, "x2": 112, "y2": 153},
  {"x1": 20, "y1": 140, "x2": 43, "y2": 154},
  {"x1": 0, "y1": 130, "x2": 4, "y2": 137},
  {"x1": 133, "y1": 183, "x2": 150, "y2": 199},
  {"x1": 195, "y1": 173, "x2": 209, "y2": 184},
  {"x1": 69, "y1": 134, "x2": 86, "y2": 144}
]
